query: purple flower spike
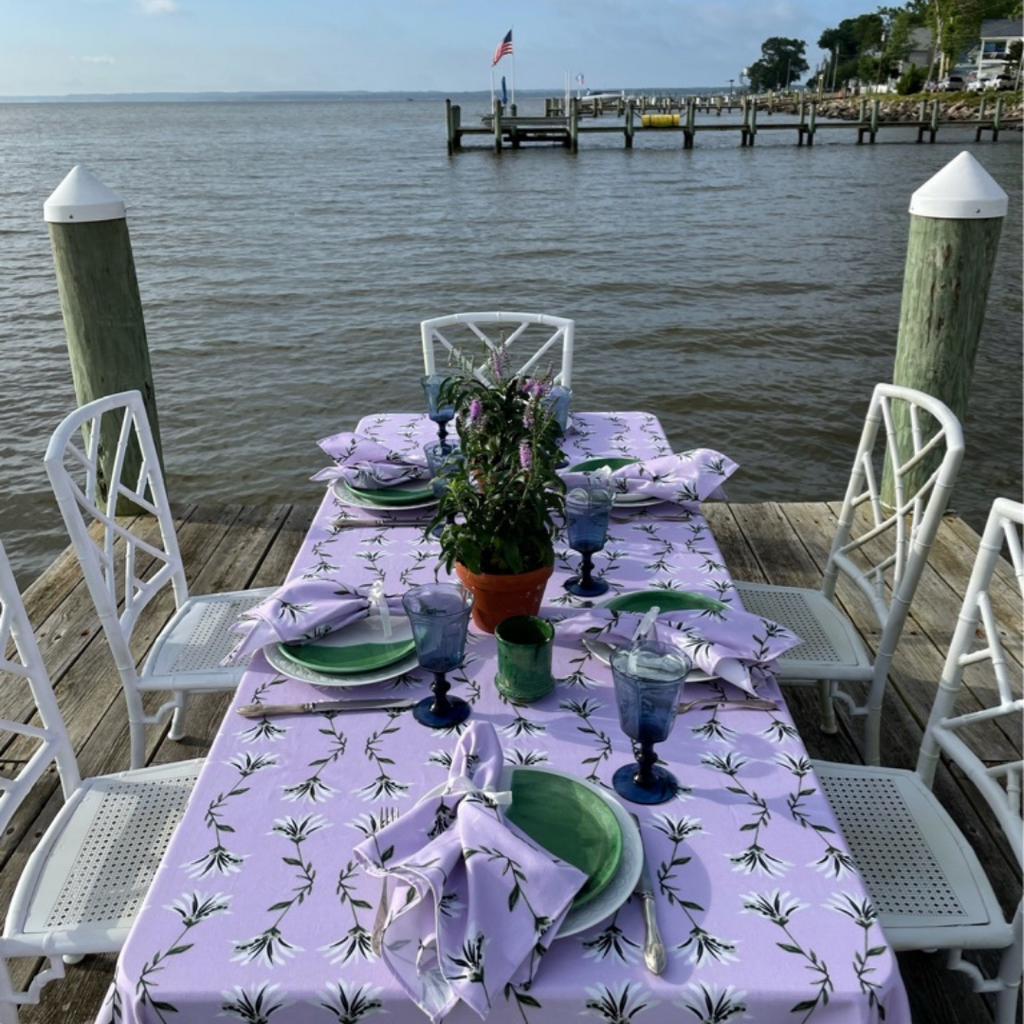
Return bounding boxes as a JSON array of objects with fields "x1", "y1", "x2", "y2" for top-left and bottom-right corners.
[
  {"x1": 469, "y1": 398, "x2": 483, "y2": 422},
  {"x1": 519, "y1": 442, "x2": 532, "y2": 470}
]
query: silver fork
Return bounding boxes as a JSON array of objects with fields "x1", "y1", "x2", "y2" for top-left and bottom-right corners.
[
  {"x1": 370, "y1": 807, "x2": 399, "y2": 956},
  {"x1": 677, "y1": 696, "x2": 778, "y2": 713}
]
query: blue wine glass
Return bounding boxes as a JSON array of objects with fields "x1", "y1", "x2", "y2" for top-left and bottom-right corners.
[
  {"x1": 421, "y1": 374, "x2": 455, "y2": 445},
  {"x1": 564, "y1": 481, "x2": 614, "y2": 598},
  {"x1": 402, "y1": 583, "x2": 473, "y2": 728},
  {"x1": 543, "y1": 385, "x2": 572, "y2": 435},
  {"x1": 542, "y1": 385, "x2": 572, "y2": 467},
  {"x1": 610, "y1": 640, "x2": 691, "y2": 804},
  {"x1": 424, "y1": 440, "x2": 462, "y2": 538}
]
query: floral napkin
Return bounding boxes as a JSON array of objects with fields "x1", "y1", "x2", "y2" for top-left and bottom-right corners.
[
  {"x1": 555, "y1": 603, "x2": 801, "y2": 692},
  {"x1": 312, "y1": 431, "x2": 427, "y2": 489},
  {"x1": 354, "y1": 722, "x2": 586, "y2": 1022},
  {"x1": 222, "y1": 578, "x2": 406, "y2": 664},
  {"x1": 561, "y1": 448, "x2": 738, "y2": 505}
]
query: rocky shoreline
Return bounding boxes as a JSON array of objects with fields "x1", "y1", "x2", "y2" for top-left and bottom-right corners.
[{"x1": 802, "y1": 96, "x2": 1023, "y2": 125}]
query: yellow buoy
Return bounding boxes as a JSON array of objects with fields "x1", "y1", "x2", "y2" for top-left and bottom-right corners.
[{"x1": 641, "y1": 114, "x2": 680, "y2": 127}]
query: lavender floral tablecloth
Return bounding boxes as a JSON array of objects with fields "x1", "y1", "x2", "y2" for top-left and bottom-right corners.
[{"x1": 98, "y1": 413, "x2": 909, "y2": 1024}]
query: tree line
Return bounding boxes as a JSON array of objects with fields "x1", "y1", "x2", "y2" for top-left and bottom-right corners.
[{"x1": 744, "y1": 0, "x2": 1022, "y2": 93}]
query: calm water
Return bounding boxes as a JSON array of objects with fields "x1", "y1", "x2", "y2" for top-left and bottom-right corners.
[{"x1": 1, "y1": 94, "x2": 1021, "y2": 585}]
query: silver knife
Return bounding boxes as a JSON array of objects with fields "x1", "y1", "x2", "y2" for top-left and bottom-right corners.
[
  {"x1": 630, "y1": 813, "x2": 666, "y2": 975},
  {"x1": 237, "y1": 697, "x2": 416, "y2": 719}
]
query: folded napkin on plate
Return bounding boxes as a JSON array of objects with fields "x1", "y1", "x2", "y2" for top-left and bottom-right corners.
[
  {"x1": 312, "y1": 431, "x2": 427, "y2": 489},
  {"x1": 561, "y1": 448, "x2": 738, "y2": 505},
  {"x1": 222, "y1": 578, "x2": 405, "y2": 664},
  {"x1": 556, "y1": 603, "x2": 801, "y2": 692},
  {"x1": 354, "y1": 722, "x2": 586, "y2": 1023}
]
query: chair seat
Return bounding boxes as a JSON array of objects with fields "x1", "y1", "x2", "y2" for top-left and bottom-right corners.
[
  {"x1": 813, "y1": 760, "x2": 1014, "y2": 950},
  {"x1": 733, "y1": 580, "x2": 875, "y2": 682},
  {"x1": 140, "y1": 588, "x2": 275, "y2": 688},
  {"x1": 3, "y1": 759, "x2": 202, "y2": 956}
]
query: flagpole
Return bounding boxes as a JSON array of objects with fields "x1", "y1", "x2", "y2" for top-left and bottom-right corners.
[
  {"x1": 511, "y1": 27, "x2": 516, "y2": 108},
  {"x1": 490, "y1": 67, "x2": 494, "y2": 106}
]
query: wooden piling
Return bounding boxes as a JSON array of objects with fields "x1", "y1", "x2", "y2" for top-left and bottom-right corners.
[
  {"x1": 886, "y1": 152, "x2": 1008, "y2": 501},
  {"x1": 492, "y1": 98, "x2": 502, "y2": 154},
  {"x1": 44, "y1": 166, "x2": 163, "y2": 511},
  {"x1": 445, "y1": 99, "x2": 460, "y2": 155},
  {"x1": 569, "y1": 97, "x2": 579, "y2": 153},
  {"x1": 624, "y1": 102, "x2": 634, "y2": 149}
]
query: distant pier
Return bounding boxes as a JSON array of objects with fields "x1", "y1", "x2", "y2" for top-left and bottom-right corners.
[{"x1": 445, "y1": 95, "x2": 1020, "y2": 153}]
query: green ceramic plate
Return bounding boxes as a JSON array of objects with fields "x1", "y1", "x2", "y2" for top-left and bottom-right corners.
[
  {"x1": 345, "y1": 479, "x2": 435, "y2": 506},
  {"x1": 277, "y1": 615, "x2": 417, "y2": 674},
  {"x1": 505, "y1": 769, "x2": 623, "y2": 909},
  {"x1": 567, "y1": 456, "x2": 640, "y2": 474},
  {"x1": 605, "y1": 589, "x2": 727, "y2": 614}
]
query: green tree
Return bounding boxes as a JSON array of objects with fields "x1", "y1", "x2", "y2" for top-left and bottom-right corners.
[
  {"x1": 747, "y1": 37, "x2": 810, "y2": 91},
  {"x1": 819, "y1": 13, "x2": 887, "y2": 88}
]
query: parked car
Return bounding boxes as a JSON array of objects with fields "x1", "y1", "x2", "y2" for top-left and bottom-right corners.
[
  {"x1": 967, "y1": 76, "x2": 996, "y2": 92},
  {"x1": 938, "y1": 75, "x2": 966, "y2": 91},
  {"x1": 994, "y1": 73, "x2": 1017, "y2": 91}
]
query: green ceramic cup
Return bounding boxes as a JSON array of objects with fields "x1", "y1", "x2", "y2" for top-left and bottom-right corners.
[{"x1": 495, "y1": 615, "x2": 555, "y2": 703}]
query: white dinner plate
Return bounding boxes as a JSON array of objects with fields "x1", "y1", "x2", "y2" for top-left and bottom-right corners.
[
  {"x1": 421, "y1": 765, "x2": 642, "y2": 938},
  {"x1": 613, "y1": 492, "x2": 663, "y2": 508},
  {"x1": 263, "y1": 641, "x2": 421, "y2": 688},
  {"x1": 331, "y1": 479, "x2": 439, "y2": 512}
]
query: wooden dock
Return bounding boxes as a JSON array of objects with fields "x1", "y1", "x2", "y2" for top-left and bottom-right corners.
[
  {"x1": 3, "y1": 501, "x2": 1020, "y2": 1023},
  {"x1": 447, "y1": 96, "x2": 1021, "y2": 152}
]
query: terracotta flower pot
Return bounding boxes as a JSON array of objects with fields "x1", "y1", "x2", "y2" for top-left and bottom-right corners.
[{"x1": 454, "y1": 562, "x2": 554, "y2": 634}]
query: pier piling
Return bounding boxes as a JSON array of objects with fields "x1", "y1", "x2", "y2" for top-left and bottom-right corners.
[
  {"x1": 886, "y1": 151, "x2": 1008, "y2": 500},
  {"x1": 44, "y1": 166, "x2": 163, "y2": 511}
]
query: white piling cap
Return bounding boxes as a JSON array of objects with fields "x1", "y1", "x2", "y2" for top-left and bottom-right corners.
[
  {"x1": 44, "y1": 165, "x2": 126, "y2": 223},
  {"x1": 909, "y1": 151, "x2": 1008, "y2": 220}
]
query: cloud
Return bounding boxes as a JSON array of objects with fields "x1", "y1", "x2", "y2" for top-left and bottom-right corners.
[
  {"x1": 136, "y1": 0, "x2": 180, "y2": 13},
  {"x1": 80, "y1": 56, "x2": 115, "y2": 64}
]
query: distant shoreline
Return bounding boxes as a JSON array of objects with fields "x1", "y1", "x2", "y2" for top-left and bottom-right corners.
[{"x1": 1, "y1": 87, "x2": 730, "y2": 104}]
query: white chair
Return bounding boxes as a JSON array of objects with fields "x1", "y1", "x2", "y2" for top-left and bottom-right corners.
[
  {"x1": 421, "y1": 312, "x2": 574, "y2": 387},
  {"x1": 812, "y1": 497, "x2": 1023, "y2": 1024},
  {"x1": 44, "y1": 390, "x2": 274, "y2": 770},
  {"x1": 733, "y1": 383, "x2": 965, "y2": 765},
  {"x1": 0, "y1": 537, "x2": 201, "y2": 1024}
]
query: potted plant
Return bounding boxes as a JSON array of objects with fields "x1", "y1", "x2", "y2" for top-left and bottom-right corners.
[{"x1": 428, "y1": 355, "x2": 566, "y2": 632}]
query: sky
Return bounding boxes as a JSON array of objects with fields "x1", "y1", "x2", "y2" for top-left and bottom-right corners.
[{"x1": 1, "y1": 0, "x2": 882, "y2": 97}]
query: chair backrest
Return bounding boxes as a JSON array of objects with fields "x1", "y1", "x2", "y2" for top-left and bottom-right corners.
[
  {"x1": 43, "y1": 391, "x2": 188, "y2": 681},
  {"x1": 822, "y1": 383, "x2": 965, "y2": 635},
  {"x1": 916, "y1": 496, "x2": 1023, "y2": 867},
  {"x1": 421, "y1": 312, "x2": 575, "y2": 388},
  {"x1": 0, "y1": 539, "x2": 81, "y2": 829}
]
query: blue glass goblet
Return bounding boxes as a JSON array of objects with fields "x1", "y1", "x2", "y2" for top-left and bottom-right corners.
[
  {"x1": 402, "y1": 583, "x2": 473, "y2": 728},
  {"x1": 542, "y1": 385, "x2": 572, "y2": 468},
  {"x1": 421, "y1": 374, "x2": 455, "y2": 445},
  {"x1": 564, "y1": 482, "x2": 614, "y2": 598},
  {"x1": 610, "y1": 640, "x2": 692, "y2": 804},
  {"x1": 543, "y1": 385, "x2": 572, "y2": 436},
  {"x1": 424, "y1": 440, "x2": 462, "y2": 538}
]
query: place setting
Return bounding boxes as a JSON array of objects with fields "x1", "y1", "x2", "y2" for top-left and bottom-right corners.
[
  {"x1": 223, "y1": 576, "x2": 427, "y2": 698},
  {"x1": 560, "y1": 446, "x2": 740, "y2": 516},
  {"x1": 353, "y1": 713, "x2": 656, "y2": 1022},
  {"x1": 312, "y1": 429, "x2": 440, "y2": 523}
]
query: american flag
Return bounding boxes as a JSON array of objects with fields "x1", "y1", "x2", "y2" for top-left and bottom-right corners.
[{"x1": 492, "y1": 30, "x2": 513, "y2": 66}]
